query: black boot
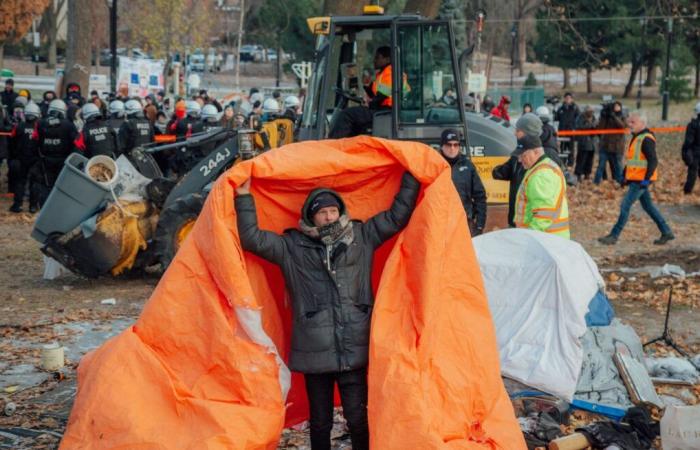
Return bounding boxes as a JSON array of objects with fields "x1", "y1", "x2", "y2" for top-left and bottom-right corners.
[
  {"x1": 653, "y1": 233, "x2": 675, "y2": 245},
  {"x1": 9, "y1": 203, "x2": 22, "y2": 213}
]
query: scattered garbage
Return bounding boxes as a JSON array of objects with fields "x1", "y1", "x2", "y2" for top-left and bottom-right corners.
[
  {"x1": 645, "y1": 357, "x2": 699, "y2": 384},
  {"x1": 616, "y1": 263, "x2": 687, "y2": 279},
  {"x1": 100, "y1": 298, "x2": 117, "y2": 306},
  {"x1": 40, "y1": 343, "x2": 65, "y2": 372},
  {"x1": 3, "y1": 401, "x2": 16, "y2": 417},
  {"x1": 660, "y1": 405, "x2": 700, "y2": 449},
  {"x1": 42, "y1": 255, "x2": 70, "y2": 280}
]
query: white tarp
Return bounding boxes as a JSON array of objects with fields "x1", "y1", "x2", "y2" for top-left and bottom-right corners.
[{"x1": 473, "y1": 229, "x2": 605, "y2": 401}]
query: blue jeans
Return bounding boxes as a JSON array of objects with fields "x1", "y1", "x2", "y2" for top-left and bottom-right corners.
[
  {"x1": 594, "y1": 149, "x2": 622, "y2": 184},
  {"x1": 611, "y1": 183, "x2": 672, "y2": 237}
]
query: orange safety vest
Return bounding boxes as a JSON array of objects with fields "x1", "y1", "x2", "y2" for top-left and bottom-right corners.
[
  {"x1": 371, "y1": 65, "x2": 410, "y2": 108},
  {"x1": 514, "y1": 158, "x2": 570, "y2": 238},
  {"x1": 625, "y1": 131, "x2": 658, "y2": 182}
]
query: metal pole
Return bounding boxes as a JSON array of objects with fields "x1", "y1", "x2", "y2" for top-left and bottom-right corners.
[
  {"x1": 235, "y1": 0, "x2": 245, "y2": 90},
  {"x1": 110, "y1": 0, "x2": 118, "y2": 94},
  {"x1": 662, "y1": 18, "x2": 672, "y2": 121}
]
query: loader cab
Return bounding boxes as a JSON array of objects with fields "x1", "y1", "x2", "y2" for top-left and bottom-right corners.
[{"x1": 298, "y1": 14, "x2": 468, "y2": 148}]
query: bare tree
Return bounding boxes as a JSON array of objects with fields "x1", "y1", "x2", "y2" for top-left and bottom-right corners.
[
  {"x1": 41, "y1": 0, "x2": 66, "y2": 69},
  {"x1": 514, "y1": 0, "x2": 542, "y2": 76},
  {"x1": 64, "y1": 0, "x2": 92, "y2": 95}
]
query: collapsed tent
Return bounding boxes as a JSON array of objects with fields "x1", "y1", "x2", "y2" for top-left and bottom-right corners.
[
  {"x1": 61, "y1": 136, "x2": 525, "y2": 449},
  {"x1": 473, "y1": 229, "x2": 605, "y2": 401}
]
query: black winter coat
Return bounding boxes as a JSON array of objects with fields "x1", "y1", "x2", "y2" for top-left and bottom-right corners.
[
  {"x1": 682, "y1": 117, "x2": 700, "y2": 165},
  {"x1": 555, "y1": 103, "x2": 580, "y2": 130},
  {"x1": 447, "y1": 154, "x2": 487, "y2": 233},
  {"x1": 235, "y1": 173, "x2": 420, "y2": 374},
  {"x1": 540, "y1": 123, "x2": 559, "y2": 155}
]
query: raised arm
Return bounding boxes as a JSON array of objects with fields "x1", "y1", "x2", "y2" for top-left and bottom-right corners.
[
  {"x1": 362, "y1": 171, "x2": 420, "y2": 248},
  {"x1": 234, "y1": 180, "x2": 286, "y2": 264}
]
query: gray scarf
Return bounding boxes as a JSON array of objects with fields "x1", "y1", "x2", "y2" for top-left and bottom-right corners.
[{"x1": 299, "y1": 214, "x2": 354, "y2": 246}]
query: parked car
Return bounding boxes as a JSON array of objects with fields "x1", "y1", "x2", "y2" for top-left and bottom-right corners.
[
  {"x1": 189, "y1": 53, "x2": 206, "y2": 72},
  {"x1": 239, "y1": 44, "x2": 263, "y2": 62}
]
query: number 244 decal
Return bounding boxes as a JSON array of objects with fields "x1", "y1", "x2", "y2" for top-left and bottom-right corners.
[{"x1": 199, "y1": 148, "x2": 231, "y2": 177}]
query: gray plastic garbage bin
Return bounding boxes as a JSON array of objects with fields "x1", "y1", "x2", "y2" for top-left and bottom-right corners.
[{"x1": 31, "y1": 153, "x2": 112, "y2": 243}]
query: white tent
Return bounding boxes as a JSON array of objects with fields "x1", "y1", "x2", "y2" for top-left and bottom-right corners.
[{"x1": 473, "y1": 229, "x2": 605, "y2": 401}]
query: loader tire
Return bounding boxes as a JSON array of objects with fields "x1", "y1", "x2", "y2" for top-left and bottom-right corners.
[{"x1": 153, "y1": 193, "x2": 205, "y2": 270}]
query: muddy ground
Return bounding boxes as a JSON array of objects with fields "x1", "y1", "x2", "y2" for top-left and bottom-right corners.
[{"x1": 0, "y1": 136, "x2": 699, "y2": 449}]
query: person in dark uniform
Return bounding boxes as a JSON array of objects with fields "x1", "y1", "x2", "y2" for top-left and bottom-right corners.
[
  {"x1": 74, "y1": 103, "x2": 120, "y2": 158},
  {"x1": 8, "y1": 102, "x2": 41, "y2": 212},
  {"x1": 31, "y1": 99, "x2": 78, "y2": 206},
  {"x1": 107, "y1": 100, "x2": 126, "y2": 135},
  {"x1": 439, "y1": 129, "x2": 487, "y2": 235},
  {"x1": 118, "y1": 99, "x2": 154, "y2": 155}
]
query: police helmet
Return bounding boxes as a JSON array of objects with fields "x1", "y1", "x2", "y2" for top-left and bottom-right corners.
[
  {"x1": 48, "y1": 99, "x2": 68, "y2": 118},
  {"x1": 283, "y1": 95, "x2": 300, "y2": 109},
  {"x1": 24, "y1": 102, "x2": 41, "y2": 119},
  {"x1": 201, "y1": 104, "x2": 220, "y2": 122},
  {"x1": 109, "y1": 100, "x2": 125, "y2": 117},
  {"x1": 185, "y1": 100, "x2": 201, "y2": 118},
  {"x1": 82, "y1": 103, "x2": 101, "y2": 121},
  {"x1": 262, "y1": 98, "x2": 279, "y2": 113},
  {"x1": 695, "y1": 102, "x2": 700, "y2": 115},
  {"x1": 124, "y1": 99, "x2": 143, "y2": 117}
]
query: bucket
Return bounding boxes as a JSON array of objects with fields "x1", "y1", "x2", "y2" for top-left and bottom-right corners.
[
  {"x1": 32, "y1": 153, "x2": 112, "y2": 243},
  {"x1": 41, "y1": 342, "x2": 65, "y2": 371},
  {"x1": 85, "y1": 155, "x2": 119, "y2": 189}
]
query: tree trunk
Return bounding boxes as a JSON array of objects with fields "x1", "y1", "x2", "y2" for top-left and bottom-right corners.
[
  {"x1": 485, "y1": 39, "x2": 495, "y2": 84},
  {"x1": 562, "y1": 68, "x2": 570, "y2": 89},
  {"x1": 64, "y1": 0, "x2": 92, "y2": 95},
  {"x1": 517, "y1": 25, "x2": 527, "y2": 76},
  {"x1": 0, "y1": 43, "x2": 4, "y2": 71},
  {"x1": 623, "y1": 60, "x2": 641, "y2": 98},
  {"x1": 44, "y1": 4, "x2": 57, "y2": 69},
  {"x1": 644, "y1": 60, "x2": 657, "y2": 87},
  {"x1": 585, "y1": 67, "x2": 593, "y2": 94},
  {"x1": 695, "y1": 60, "x2": 699, "y2": 98},
  {"x1": 404, "y1": 0, "x2": 441, "y2": 18}
]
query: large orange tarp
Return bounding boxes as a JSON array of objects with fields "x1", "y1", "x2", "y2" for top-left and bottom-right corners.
[{"x1": 61, "y1": 136, "x2": 525, "y2": 449}]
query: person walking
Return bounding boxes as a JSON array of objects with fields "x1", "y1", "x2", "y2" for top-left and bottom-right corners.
[
  {"x1": 598, "y1": 111, "x2": 674, "y2": 245},
  {"x1": 234, "y1": 172, "x2": 420, "y2": 450},
  {"x1": 594, "y1": 101, "x2": 626, "y2": 185},
  {"x1": 511, "y1": 135, "x2": 570, "y2": 238},
  {"x1": 682, "y1": 102, "x2": 700, "y2": 194},
  {"x1": 574, "y1": 106, "x2": 598, "y2": 181},
  {"x1": 439, "y1": 129, "x2": 487, "y2": 235}
]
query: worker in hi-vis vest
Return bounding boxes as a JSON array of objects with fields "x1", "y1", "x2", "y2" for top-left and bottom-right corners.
[
  {"x1": 599, "y1": 111, "x2": 674, "y2": 245},
  {"x1": 512, "y1": 134, "x2": 570, "y2": 239}
]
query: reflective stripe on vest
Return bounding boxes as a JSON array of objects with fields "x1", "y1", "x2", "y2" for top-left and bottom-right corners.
[
  {"x1": 371, "y1": 65, "x2": 410, "y2": 108},
  {"x1": 514, "y1": 158, "x2": 569, "y2": 235},
  {"x1": 625, "y1": 132, "x2": 658, "y2": 181}
]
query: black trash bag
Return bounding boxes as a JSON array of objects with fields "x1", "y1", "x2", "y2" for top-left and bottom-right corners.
[
  {"x1": 523, "y1": 412, "x2": 564, "y2": 450},
  {"x1": 577, "y1": 422, "x2": 648, "y2": 450},
  {"x1": 623, "y1": 406, "x2": 659, "y2": 448}
]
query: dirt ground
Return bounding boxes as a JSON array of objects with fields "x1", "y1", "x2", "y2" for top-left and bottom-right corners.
[{"x1": 0, "y1": 131, "x2": 699, "y2": 448}]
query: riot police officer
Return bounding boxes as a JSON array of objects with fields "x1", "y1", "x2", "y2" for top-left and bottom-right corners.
[
  {"x1": 107, "y1": 100, "x2": 126, "y2": 135},
  {"x1": 201, "y1": 104, "x2": 222, "y2": 132},
  {"x1": 118, "y1": 99, "x2": 154, "y2": 155},
  {"x1": 32, "y1": 99, "x2": 78, "y2": 205},
  {"x1": 8, "y1": 102, "x2": 41, "y2": 212},
  {"x1": 74, "y1": 103, "x2": 119, "y2": 159}
]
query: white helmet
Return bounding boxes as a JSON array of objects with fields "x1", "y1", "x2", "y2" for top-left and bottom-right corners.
[
  {"x1": 185, "y1": 100, "x2": 201, "y2": 118},
  {"x1": 109, "y1": 100, "x2": 125, "y2": 117},
  {"x1": 249, "y1": 92, "x2": 264, "y2": 105},
  {"x1": 82, "y1": 103, "x2": 101, "y2": 121},
  {"x1": 201, "y1": 103, "x2": 220, "y2": 122},
  {"x1": 262, "y1": 98, "x2": 279, "y2": 113},
  {"x1": 48, "y1": 99, "x2": 67, "y2": 118},
  {"x1": 125, "y1": 99, "x2": 143, "y2": 117},
  {"x1": 284, "y1": 95, "x2": 300, "y2": 109},
  {"x1": 24, "y1": 102, "x2": 41, "y2": 119},
  {"x1": 695, "y1": 102, "x2": 700, "y2": 115},
  {"x1": 535, "y1": 105, "x2": 552, "y2": 123}
]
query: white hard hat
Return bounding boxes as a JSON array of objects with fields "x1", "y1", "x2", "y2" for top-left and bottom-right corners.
[
  {"x1": 695, "y1": 102, "x2": 700, "y2": 114},
  {"x1": 109, "y1": 100, "x2": 125, "y2": 116},
  {"x1": 262, "y1": 98, "x2": 279, "y2": 113},
  {"x1": 535, "y1": 105, "x2": 551, "y2": 122},
  {"x1": 82, "y1": 102, "x2": 101, "y2": 121},
  {"x1": 284, "y1": 95, "x2": 300, "y2": 109},
  {"x1": 201, "y1": 103, "x2": 220, "y2": 121},
  {"x1": 125, "y1": 99, "x2": 143, "y2": 117},
  {"x1": 24, "y1": 102, "x2": 41, "y2": 119},
  {"x1": 48, "y1": 99, "x2": 67, "y2": 117},
  {"x1": 185, "y1": 100, "x2": 201, "y2": 117}
]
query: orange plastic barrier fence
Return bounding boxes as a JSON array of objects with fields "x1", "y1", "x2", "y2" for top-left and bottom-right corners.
[{"x1": 558, "y1": 126, "x2": 686, "y2": 136}]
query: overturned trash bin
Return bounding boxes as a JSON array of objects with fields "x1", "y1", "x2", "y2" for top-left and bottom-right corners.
[{"x1": 31, "y1": 153, "x2": 113, "y2": 243}]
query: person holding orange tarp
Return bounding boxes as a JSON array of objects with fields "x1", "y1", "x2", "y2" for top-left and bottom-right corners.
[{"x1": 60, "y1": 136, "x2": 525, "y2": 450}]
